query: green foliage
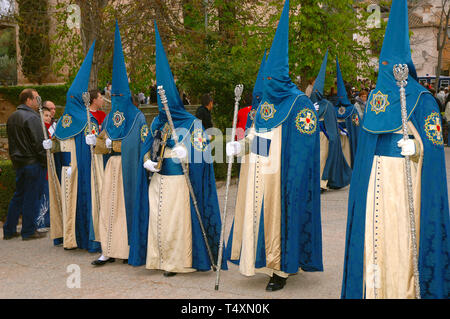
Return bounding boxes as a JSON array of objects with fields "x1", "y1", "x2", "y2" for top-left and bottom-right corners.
[
  {"x1": 16, "y1": 0, "x2": 51, "y2": 84},
  {"x1": 0, "y1": 84, "x2": 69, "y2": 106},
  {"x1": 0, "y1": 28, "x2": 17, "y2": 85},
  {"x1": 0, "y1": 160, "x2": 15, "y2": 222}
]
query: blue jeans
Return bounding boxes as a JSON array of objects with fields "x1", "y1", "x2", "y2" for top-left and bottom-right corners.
[{"x1": 3, "y1": 163, "x2": 45, "y2": 238}]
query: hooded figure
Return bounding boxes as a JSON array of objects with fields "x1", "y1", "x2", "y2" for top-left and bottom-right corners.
[
  {"x1": 310, "y1": 51, "x2": 352, "y2": 191},
  {"x1": 225, "y1": 0, "x2": 323, "y2": 292},
  {"x1": 334, "y1": 57, "x2": 360, "y2": 168},
  {"x1": 90, "y1": 22, "x2": 148, "y2": 266},
  {"x1": 128, "y1": 21, "x2": 224, "y2": 275},
  {"x1": 341, "y1": 0, "x2": 450, "y2": 299},
  {"x1": 53, "y1": 42, "x2": 101, "y2": 252}
]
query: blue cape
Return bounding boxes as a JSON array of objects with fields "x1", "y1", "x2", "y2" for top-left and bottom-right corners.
[
  {"x1": 103, "y1": 22, "x2": 148, "y2": 246},
  {"x1": 334, "y1": 57, "x2": 360, "y2": 168},
  {"x1": 245, "y1": 49, "x2": 267, "y2": 132},
  {"x1": 128, "y1": 21, "x2": 225, "y2": 270},
  {"x1": 310, "y1": 51, "x2": 351, "y2": 188},
  {"x1": 226, "y1": 0, "x2": 323, "y2": 273},
  {"x1": 341, "y1": 0, "x2": 450, "y2": 299}
]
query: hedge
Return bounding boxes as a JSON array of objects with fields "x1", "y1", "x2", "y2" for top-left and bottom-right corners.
[{"x1": 0, "y1": 84, "x2": 69, "y2": 107}]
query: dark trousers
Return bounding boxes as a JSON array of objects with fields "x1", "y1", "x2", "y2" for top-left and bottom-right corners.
[{"x1": 3, "y1": 163, "x2": 45, "y2": 238}]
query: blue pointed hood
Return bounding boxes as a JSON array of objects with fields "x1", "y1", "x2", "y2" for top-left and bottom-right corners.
[
  {"x1": 54, "y1": 41, "x2": 95, "y2": 140},
  {"x1": 310, "y1": 50, "x2": 328, "y2": 103},
  {"x1": 312, "y1": 50, "x2": 328, "y2": 98},
  {"x1": 363, "y1": 0, "x2": 428, "y2": 134},
  {"x1": 310, "y1": 50, "x2": 330, "y2": 118},
  {"x1": 251, "y1": 49, "x2": 267, "y2": 110},
  {"x1": 254, "y1": 0, "x2": 303, "y2": 132},
  {"x1": 104, "y1": 21, "x2": 140, "y2": 140},
  {"x1": 335, "y1": 57, "x2": 352, "y2": 107},
  {"x1": 151, "y1": 20, "x2": 196, "y2": 136}
]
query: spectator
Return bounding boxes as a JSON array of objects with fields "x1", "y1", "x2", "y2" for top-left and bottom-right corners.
[
  {"x1": 3, "y1": 88, "x2": 47, "y2": 240},
  {"x1": 430, "y1": 87, "x2": 445, "y2": 113},
  {"x1": 43, "y1": 101, "x2": 57, "y2": 136},
  {"x1": 445, "y1": 93, "x2": 450, "y2": 146},
  {"x1": 89, "y1": 89, "x2": 107, "y2": 128},
  {"x1": 354, "y1": 89, "x2": 368, "y2": 120},
  {"x1": 138, "y1": 92, "x2": 146, "y2": 105},
  {"x1": 195, "y1": 93, "x2": 214, "y2": 131}
]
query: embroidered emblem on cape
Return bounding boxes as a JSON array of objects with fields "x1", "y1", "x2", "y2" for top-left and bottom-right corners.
[
  {"x1": 84, "y1": 122, "x2": 99, "y2": 136},
  {"x1": 424, "y1": 112, "x2": 443, "y2": 146},
  {"x1": 352, "y1": 113, "x2": 360, "y2": 126},
  {"x1": 61, "y1": 114, "x2": 72, "y2": 128},
  {"x1": 260, "y1": 102, "x2": 276, "y2": 121},
  {"x1": 140, "y1": 124, "x2": 149, "y2": 143},
  {"x1": 191, "y1": 128, "x2": 207, "y2": 152},
  {"x1": 296, "y1": 109, "x2": 317, "y2": 135},
  {"x1": 338, "y1": 106, "x2": 346, "y2": 116},
  {"x1": 112, "y1": 111, "x2": 125, "y2": 128},
  {"x1": 370, "y1": 91, "x2": 390, "y2": 115}
]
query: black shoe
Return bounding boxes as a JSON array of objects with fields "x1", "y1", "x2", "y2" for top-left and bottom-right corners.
[
  {"x1": 3, "y1": 232, "x2": 20, "y2": 240},
  {"x1": 163, "y1": 271, "x2": 177, "y2": 277},
  {"x1": 122, "y1": 259, "x2": 128, "y2": 264},
  {"x1": 91, "y1": 258, "x2": 115, "y2": 266},
  {"x1": 64, "y1": 247, "x2": 77, "y2": 250},
  {"x1": 320, "y1": 188, "x2": 327, "y2": 194},
  {"x1": 22, "y1": 231, "x2": 47, "y2": 241},
  {"x1": 265, "y1": 274, "x2": 287, "y2": 292}
]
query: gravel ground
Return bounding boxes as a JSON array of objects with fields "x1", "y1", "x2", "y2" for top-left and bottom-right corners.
[{"x1": 1, "y1": 148, "x2": 449, "y2": 299}]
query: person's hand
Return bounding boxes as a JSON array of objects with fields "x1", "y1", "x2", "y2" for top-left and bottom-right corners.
[
  {"x1": 105, "y1": 138, "x2": 112, "y2": 149},
  {"x1": 226, "y1": 141, "x2": 242, "y2": 157},
  {"x1": 66, "y1": 166, "x2": 72, "y2": 178},
  {"x1": 42, "y1": 139, "x2": 52, "y2": 150},
  {"x1": 85, "y1": 134, "x2": 96, "y2": 146},
  {"x1": 172, "y1": 144, "x2": 187, "y2": 159},
  {"x1": 143, "y1": 160, "x2": 160, "y2": 173},
  {"x1": 314, "y1": 102, "x2": 320, "y2": 112},
  {"x1": 397, "y1": 138, "x2": 416, "y2": 157}
]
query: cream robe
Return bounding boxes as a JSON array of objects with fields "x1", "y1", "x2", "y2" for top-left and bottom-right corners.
[
  {"x1": 363, "y1": 123, "x2": 423, "y2": 299},
  {"x1": 338, "y1": 119, "x2": 351, "y2": 167},
  {"x1": 98, "y1": 155, "x2": 129, "y2": 259},
  {"x1": 60, "y1": 138, "x2": 78, "y2": 249},
  {"x1": 319, "y1": 130, "x2": 329, "y2": 190},
  {"x1": 146, "y1": 149, "x2": 195, "y2": 273},
  {"x1": 229, "y1": 126, "x2": 288, "y2": 278},
  {"x1": 59, "y1": 138, "x2": 103, "y2": 249},
  {"x1": 48, "y1": 148, "x2": 63, "y2": 240}
]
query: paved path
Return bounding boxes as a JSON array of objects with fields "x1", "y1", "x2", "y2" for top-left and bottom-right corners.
[{"x1": 1, "y1": 149, "x2": 450, "y2": 299}]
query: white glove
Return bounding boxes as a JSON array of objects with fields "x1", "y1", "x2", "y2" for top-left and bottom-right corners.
[
  {"x1": 42, "y1": 139, "x2": 52, "y2": 150},
  {"x1": 85, "y1": 134, "x2": 96, "y2": 146},
  {"x1": 66, "y1": 166, "x2": 72, "y2": 178},
  {"x1": 172, "y1": 144, "x2": 187, "y2": 159},
  {"x1": 314, "y1": 102, "x2": 320, "y2": 112},
  {"x1": 105, "y1": 138, "x2": 112, "y2": 149},
  {"x1": 340, "y1": 130, "x2": 348, "y2": 136},
  {"x1": 143, "y1": 160, "x2": 160, "y2": 173},
  {"x1": 397, "y1": 138, "x2": 416, "y2": 157},
  {"x1": 226, "y1": 141, "x2": 242, "y2": 157}
]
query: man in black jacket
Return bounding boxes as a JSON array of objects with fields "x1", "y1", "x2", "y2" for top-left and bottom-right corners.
[
  {"x1": 3, "y1": 88, "x2": 47, "y2": 241},
  {"x1": 195, "y1": 94, "x2": 214, "y2": 130}
]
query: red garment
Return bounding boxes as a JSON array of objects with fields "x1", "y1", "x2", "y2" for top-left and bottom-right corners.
[
  {"x1": 90, "y1": 110, "x2": 107, "y2": 127},
  {"x1": 44, "y1": 122, "x2": 51, "y2": 137},
  {"x1": 235, "y1": 106, "x2": 251, "y2": 140}
]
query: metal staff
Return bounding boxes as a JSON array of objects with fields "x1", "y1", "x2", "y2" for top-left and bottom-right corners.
[
  {"x1": 157, "y1": 85, "x2": 217, "y2": 271},
  {"x1": 82, "y1": 92, "x2": 101, "y2": 231},
  {"x1": 393, "y1": 64, "x2": 421, "y2": 299},
  {"x1": 37, "y1": 96, "x2": 63, "y2": 225},
  {"x1": 215, "y1": 84, "x2": 244, "y2": 291}
]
